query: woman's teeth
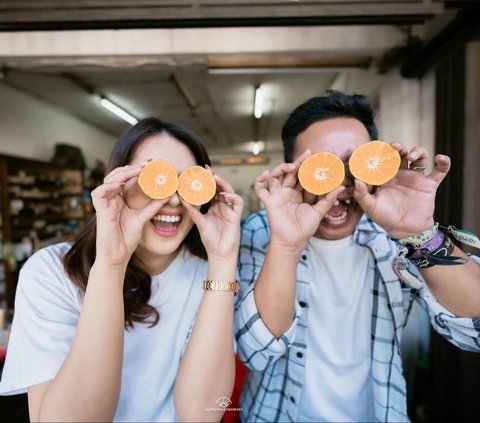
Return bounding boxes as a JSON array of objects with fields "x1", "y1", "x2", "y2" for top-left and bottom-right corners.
[{"x1": 152, "y1": 215, "x2": 181, "y2": 223}]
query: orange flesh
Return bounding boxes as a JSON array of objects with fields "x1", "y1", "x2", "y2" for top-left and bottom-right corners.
[
  {"x1": 298, "y1": 152, "x2": 345, "y2": 195},
  {"x1": 138, "y1": 159, "x2": 179, "y2": 199},
  {"x1": 348, "y1": 141, "x2": 401, "y2": 185},
  {"x1": 178, "y1": 165, "x2": 217, "y2": 206}
]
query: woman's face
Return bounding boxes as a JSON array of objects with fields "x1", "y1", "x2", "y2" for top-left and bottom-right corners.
[{"x1": 123, "y1": 133, "x2": 198, "y2": 268}]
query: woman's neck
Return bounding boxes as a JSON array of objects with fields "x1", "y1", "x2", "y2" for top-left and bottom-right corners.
[{"x1": 133, "y1": 247, "x2": 182, "y2": 275}]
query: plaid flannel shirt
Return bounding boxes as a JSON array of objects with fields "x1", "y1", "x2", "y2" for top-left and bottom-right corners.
[{"x1": 235, "y1": 211, "x2": 480, "y2": 422}]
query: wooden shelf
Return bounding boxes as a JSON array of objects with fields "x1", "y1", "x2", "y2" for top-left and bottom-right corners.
[{"x1": 0, "y1": 154, "x2": 86, "y2": 310}]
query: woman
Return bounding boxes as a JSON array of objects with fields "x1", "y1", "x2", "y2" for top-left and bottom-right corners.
[{"x1": 0, "y1": 118, "x2": 243, "y2": 422}]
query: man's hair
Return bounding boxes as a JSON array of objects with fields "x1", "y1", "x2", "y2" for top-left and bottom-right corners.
[{"x1": 281, "y1": 90, "x2": 378, "y2": 162}]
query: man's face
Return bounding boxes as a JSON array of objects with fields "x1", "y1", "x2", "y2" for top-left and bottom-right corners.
[{"x1": 293, "y1": 117, "x2": 372, "y2": 240}]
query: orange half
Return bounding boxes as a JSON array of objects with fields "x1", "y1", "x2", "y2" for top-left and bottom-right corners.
[
  {"x1": 298, "y1": 152, "x2": 345, "y2": 195},
  {"x1": 348, "y1": 141, "x2": 401, "y2": 185},
  {"x1": 138, "y1": 159, "x2": 179, "y2": 199},
  {"x1": 178, "y1": 166, "x2": 217, "y2": 206}
]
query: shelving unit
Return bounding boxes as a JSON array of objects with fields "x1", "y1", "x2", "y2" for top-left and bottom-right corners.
[{"x1": 0, "y1": 154, "x2": 86, "y2": 310}]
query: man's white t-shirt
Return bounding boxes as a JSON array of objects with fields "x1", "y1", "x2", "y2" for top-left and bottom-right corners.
[
  {"x1": 0, "y1": 243, "x2": 208, "y2": 422},
  {"x1": 297, "y1": 235, "x2": 376, "y2": 422}
]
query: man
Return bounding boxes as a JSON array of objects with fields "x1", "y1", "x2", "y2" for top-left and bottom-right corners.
[{"x1": 235, "y1": 91, "x2": 480, "y2": 422}]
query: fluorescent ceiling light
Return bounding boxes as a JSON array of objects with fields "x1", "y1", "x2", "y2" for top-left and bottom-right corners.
[
  {"x1": 252, "y1": 141, "x2": 261, "y2": 156},
  {"x1": 99, "y1": 97, "x2": 138, "y2": 125},
  {"x1": 209, "y1": 67, "x2": 361, "y2": 75},
  {"x1": 252, "y1": 141, "x2": 265, "y2": 156},
  {"x1": 254, "y1": 85, "x2": 263, "y2": 119}
]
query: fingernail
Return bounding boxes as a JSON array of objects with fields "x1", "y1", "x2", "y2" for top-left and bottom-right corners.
[{"x1": 410, "y1": 152, "x2": 417, "y2": 159}]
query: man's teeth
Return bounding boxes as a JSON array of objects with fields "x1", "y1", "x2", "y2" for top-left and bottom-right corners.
[
  {"x1": 325, "y1": 210, "x2": 348, "y2": 221},
  {"x1": 326, "y1": 199, "x2": 351, "y2": 220},
  {"x1": 152, "y1": 215, "x2": 181, "y2": 223},
  {"x1": 333, "y1": 199, "x2": 351, "y2": 206}
]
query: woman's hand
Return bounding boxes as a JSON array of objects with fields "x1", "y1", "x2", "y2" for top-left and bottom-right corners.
[
  {"x1": 91, "y1": 161, "x2": 164, "y2": 266},
  {"x1": 181, "y1": 167, "x2": 244, "y2": 261},
  {"x1": 256, "y1": 150, "x2": 344, "y2": 250},
  {"x1": 353, "y1": 143, "x2": 450, "y2": 239}
]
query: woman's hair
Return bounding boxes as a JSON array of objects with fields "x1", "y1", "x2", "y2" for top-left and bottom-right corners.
[
  {"x1": 281, "y1": 90, "x2": 378, "y2": 162},
  {"x1": 63, "y1": 117, "x2": 211, "y2": 328}
]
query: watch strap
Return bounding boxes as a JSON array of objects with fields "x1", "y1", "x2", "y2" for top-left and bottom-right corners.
[{"x1": 203, "y1": 280, "x2": 240, "y2": 295}]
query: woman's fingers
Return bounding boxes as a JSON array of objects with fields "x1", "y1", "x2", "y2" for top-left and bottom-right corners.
[
  {"x1": 218, "y1": 191, "x2": 244, "y2": 215},
  {"x1": 136, "y1": 198, "x2": 170, "y2": 225},
  {"x1": 103, "y1": 160, "x2": 150, "y2": 184},
  {"x1": 91, "y1": 181, "x2": 125, "y2": 205},
  {"x1": 212, "y1": 172, "x2": 235, "y2": 195},
  {"x1": 181, "y1": 199, "x2": 205, "y2": 228}
]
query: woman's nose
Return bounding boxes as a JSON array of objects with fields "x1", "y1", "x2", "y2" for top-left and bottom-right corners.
[{"x1": 167, "y1": 192, "x2": 181, "y2": 206}]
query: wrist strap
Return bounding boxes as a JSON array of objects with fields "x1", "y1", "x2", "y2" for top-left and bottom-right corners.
[
  {"x1": 398, "y1": 223, "x2": 439, "y2": 248},
  {"x1": 393, "y1": 222, "x2": 478, "y2": 288}
]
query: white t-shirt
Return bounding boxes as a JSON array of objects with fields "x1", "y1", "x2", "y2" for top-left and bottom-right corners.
[
  {"x1": 0, "y1": 242, "x2": 208, "y2": 422},
  {"x1": 297, "y1": 235, "x2": 376, "y2": 422}
]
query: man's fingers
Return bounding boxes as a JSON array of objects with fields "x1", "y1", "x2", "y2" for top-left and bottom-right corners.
[
  {"x1": 390, "y1": 142, "x2": 410, "y2": 169},
  {"x1": 312, "y1": 186, "x2": 345, "y2": 216},
  {"x1": 428, "y1": 154, "x2": 451, "y2": 185},
  {"x1": 352, "y1": 179, "x2": 375, "y2": 213}
]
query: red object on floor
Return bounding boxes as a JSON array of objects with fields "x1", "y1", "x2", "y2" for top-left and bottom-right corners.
[{"x1": 223, "y1": 355, "x2": 248, "y2": 423}]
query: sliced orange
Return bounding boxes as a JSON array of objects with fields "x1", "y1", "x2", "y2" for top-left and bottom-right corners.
[
  {"x1": 298, "y1": 152, "x2": 345, "y2": 195},
  {"x1": 178, "y1": 165, "x2": 217, "y2": 206},
  {"x1": 348, "y1": 141, "x2": 401, "y2": 185},
  {"x1": 138, "y1": 159, "x2": 179, "y2": 199}
]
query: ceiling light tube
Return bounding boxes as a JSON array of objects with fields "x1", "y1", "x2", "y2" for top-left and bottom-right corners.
[
  {"x1": 99, "y1": 96, "x2": 138, "y2": 125},
  {"x1": 252, "y1": 141, "x2": 261, "y2": 156},
  {"x1": 254, "y1": 85, "x2": 263, "y2": 119}
]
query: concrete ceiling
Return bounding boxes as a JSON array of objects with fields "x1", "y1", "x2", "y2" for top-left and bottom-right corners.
[{"x1": 0, "y1": 0, "x2": 466, "y2": 157}]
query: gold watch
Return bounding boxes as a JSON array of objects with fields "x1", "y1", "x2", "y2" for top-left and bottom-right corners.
[{"x1": 203, "y1": 280, "x2": 240, "y2": 295}]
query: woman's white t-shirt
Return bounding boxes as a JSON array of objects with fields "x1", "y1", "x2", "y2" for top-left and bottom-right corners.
[{"x1": 0, "y1": 242, "x2": 208, "y2": 422}]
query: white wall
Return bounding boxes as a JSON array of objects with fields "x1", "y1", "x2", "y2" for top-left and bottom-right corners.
[
  {"x1": 0, "y1": 83, "x2": 116, "y2": 168},
  {"x1": 332, "y1": 67, "x2": 436, "y2": 167},
  {"x1": 213, "y1": 151, "x2": 285, "y2": 219},
  {"x1": 377, "y1": 70, "x2": 435, "y2": 155}
]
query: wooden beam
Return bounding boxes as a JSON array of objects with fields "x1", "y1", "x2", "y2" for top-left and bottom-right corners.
[{"x1": 0, "y1": 1, "x2": 444, "y2": 30}]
